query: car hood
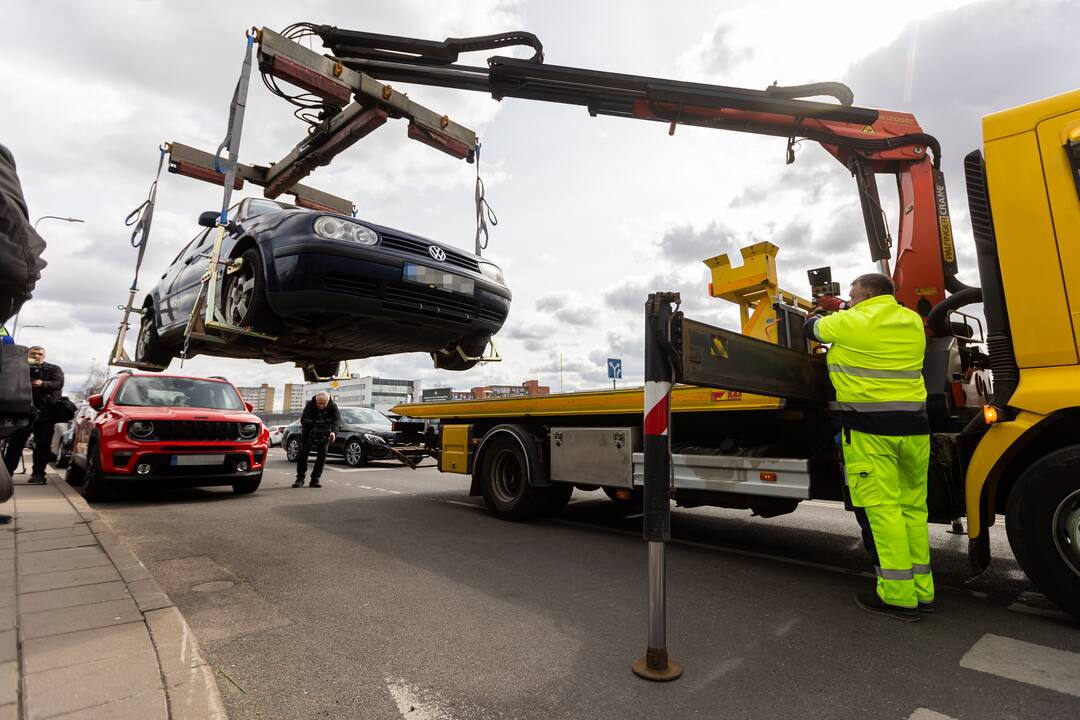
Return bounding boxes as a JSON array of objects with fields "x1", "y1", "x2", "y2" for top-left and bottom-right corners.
[{"x1": 114, "y1": 406, "x2": 260, "y2": 423}]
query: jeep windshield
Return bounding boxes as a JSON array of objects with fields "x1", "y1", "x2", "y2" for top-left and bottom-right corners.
[
  {"x1": 115, "y1": 377, "x2": 245, "y2": 410},
  {"x1": 340, "y1": 408, "x2": 392, "y2": 428}
]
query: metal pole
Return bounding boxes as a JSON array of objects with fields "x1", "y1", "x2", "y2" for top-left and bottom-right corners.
[{"x1": 633, "y1": 292, "x2": 682, "y2": 681}]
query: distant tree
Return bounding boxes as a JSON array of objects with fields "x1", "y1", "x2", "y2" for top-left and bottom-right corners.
[{"x1": 80, "y1": 358, "x2": 109, "y2": 397}]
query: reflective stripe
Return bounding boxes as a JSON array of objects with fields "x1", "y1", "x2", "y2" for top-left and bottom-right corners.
[
  {"x1": 875, "y1": 566, "x2": 914, "y2": 581},
  {"x1": 827, "y1": 364, "x2": 923, "y2": 380},
  {"x1": 829, "y1": 401, "x2": 927, "y2": 413},
  {"x1": 912, "y1": 563, "x2": 932, "y2": 574}
]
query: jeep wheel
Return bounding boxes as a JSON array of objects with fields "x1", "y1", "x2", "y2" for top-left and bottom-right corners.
[
  {"x1": 233, "y1": 473, "x2": 262, "y2": 494},
  {"x1": 80, "y1": 445, "x2": 110, "y2": 502},
  {"x1": 64, "y1": 460, "x2": 86, "y2": 487},
  {"x1": 134, "y1": 309, "x2": 172, "y2": 369},
  {"x1": 286, "y1": 437, "x2": 302, "y2": 462}
]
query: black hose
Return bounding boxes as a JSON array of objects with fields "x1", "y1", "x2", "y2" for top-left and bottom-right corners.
[{"x1": 927, "y1": 286, "x2": 982, "y2": 337}]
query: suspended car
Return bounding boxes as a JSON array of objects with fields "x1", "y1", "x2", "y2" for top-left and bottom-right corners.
[{"x1": 134, "y1": 198, "x2": 511, "y2": 380}]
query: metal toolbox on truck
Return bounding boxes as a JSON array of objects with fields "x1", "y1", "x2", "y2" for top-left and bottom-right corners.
[{"x1": 550, "y1": 427, "x2": 640, "y2": 488}]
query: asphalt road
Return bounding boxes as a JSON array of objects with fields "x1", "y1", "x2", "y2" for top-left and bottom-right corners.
[{"x1": 87, "y1": 450, "x2": 1080, "y2": 720}]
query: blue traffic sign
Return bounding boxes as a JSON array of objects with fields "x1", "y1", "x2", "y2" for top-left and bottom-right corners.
[{"x1": 607, "y1": 358, "x2": 622, "y2": 379}]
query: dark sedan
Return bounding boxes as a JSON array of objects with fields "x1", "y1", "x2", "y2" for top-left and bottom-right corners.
[
  {"x1": 282, "y1": 407, "x2": 405, "y2": 466},
  {"x1": 135, "y1": 197, "x2": 511, "y2": 380}
]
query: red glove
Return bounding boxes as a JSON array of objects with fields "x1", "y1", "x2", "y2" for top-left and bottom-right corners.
[{"x1": 813, "y1": 295, "x2": 847, "y2": 313}]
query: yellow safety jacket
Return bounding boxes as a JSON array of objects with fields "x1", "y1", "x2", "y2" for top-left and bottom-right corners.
[{"x1": 806, "y1": 295, "x2": 929, "y2": 436}]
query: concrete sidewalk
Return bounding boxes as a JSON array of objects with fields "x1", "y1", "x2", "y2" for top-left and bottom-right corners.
[{"x1": 0, "y1": 468, "x2": 226, "y2": 719}]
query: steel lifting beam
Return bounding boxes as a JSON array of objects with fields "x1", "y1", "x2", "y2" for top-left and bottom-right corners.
[{"x1": 255, "y1": 27, "x2": 478, "y2": 195}]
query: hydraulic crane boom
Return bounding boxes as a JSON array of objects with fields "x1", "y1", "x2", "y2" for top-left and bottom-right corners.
[{"x1": 304, "y1": 24, "x2": 967, "y2": 327}]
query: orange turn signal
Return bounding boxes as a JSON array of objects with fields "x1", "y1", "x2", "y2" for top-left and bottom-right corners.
[
  {"x1": 759, "y1": 472, "x2": 777, "y2": 482},
  {"x1": 615, "y1": 488, "x2": 632, "y2": 500},
  {"x1": 983, "y1": 405, "x2": 999, "y2": 425}
]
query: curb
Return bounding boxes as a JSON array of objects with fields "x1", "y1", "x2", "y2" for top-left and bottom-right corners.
[{"x1": 52, "y1": 475, "x2": 228, "y2": 720}]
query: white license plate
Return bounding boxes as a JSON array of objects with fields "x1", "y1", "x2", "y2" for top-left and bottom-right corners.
[
  {"x1": 403, "y1": 263, "x2": 475, "y2": 295},
  {"x1": 171, "y1": 455, "x2": 225, "y2": 466}
]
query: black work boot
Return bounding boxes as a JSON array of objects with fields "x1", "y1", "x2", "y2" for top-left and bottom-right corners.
[
  {"x1": 918, "y1": 599, "x2": 937, "y2": 613},
  {"x1": 309, "y1": 479, "x2": 322, "y2": 488},
  {"x1": 27, "y1": 473, "x2": 46, "y2": 485},
  {"x1": 292, "y1": 478, "x2": 304, "y2": 488},
  {"x1": 854, "y1": 592, "x2": 920, "y2": 622}
]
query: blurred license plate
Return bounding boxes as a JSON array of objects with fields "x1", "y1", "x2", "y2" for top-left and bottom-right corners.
[
  {"x1": 403, "y1": 264, "x2": 474, "y2": 295},
  {"x1": 171, "y1": 455, "x2": 225, "y2": 466}
]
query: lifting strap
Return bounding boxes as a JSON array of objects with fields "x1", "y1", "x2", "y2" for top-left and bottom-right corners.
[
  {"x1": 214, "y1": 30, "x2": 256, "y2": 222},
  {"x1": 473, "y1": 144, "x2": 497, "y2": 255}
]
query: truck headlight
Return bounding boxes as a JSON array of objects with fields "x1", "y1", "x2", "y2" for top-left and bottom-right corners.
[
  {"x1": 479, "y1": 261, "x2": 505, "y2": 285},
  {"x1": 239, "y1": 423, "x2": 260, "y2": 440},
  {"x1": 314, "y1": 216, "x2": 378, "y2": 245},
  {"x1": 129, "y1": 421, "x2": 154, "y2": 439},
  {"x1": 364, "y1": 433, "x2": 386, "y2": 444}
]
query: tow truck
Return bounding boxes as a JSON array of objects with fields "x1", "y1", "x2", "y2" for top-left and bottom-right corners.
[{"x1": 251, "y1": 25, "x2": 1080, "y2": 623}]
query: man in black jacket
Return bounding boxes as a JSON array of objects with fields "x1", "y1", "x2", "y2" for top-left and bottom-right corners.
[
  {"x1": 293, "y1": 391, "x2": 340, "y2": 488},
  {"x1": 2, "y1": 345, "x2": 64, "y2": 483}
]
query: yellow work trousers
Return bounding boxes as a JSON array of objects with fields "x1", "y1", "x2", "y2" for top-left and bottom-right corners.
[{"x1": 843, "y1": 428, "x2": 934, "y2": 608}]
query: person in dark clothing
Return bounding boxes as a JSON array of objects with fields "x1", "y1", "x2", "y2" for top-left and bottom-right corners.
[
  {"x1": 2, "y1": 345, "x2": 64, "y2": 483},
  {"x1": 293, "y1": 392, "x2": 340, "y2": 488}
]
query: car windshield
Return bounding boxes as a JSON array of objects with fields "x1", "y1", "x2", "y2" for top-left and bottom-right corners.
[
  {"x1": 340, "y1": 408, "x2": 392, "y2": 428},
  {"x1": 114, "y1": 377, "x2": 244, "y2": 410},
  {"x1": 245, "y1": 198, "x2": 295, "y2": 218}
]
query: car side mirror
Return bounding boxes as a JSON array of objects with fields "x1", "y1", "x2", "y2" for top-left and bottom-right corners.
[
  {"x1": 88, "y1": 394, "x2": 103, "y2": 411},
  {"x1": 198, "y1": 211, "x2": 219, "y2": 228},
  {"x1": 244, "y1": 401, "x2": 254, "y2": 412}
]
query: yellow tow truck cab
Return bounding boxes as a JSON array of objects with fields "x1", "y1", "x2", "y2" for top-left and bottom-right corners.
[{"x1": 396, "y1": 88, "x2": 1080, "y2": 620}]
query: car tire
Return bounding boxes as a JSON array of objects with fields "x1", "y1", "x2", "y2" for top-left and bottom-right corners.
[
  {"x1": 222, "y1": 248, "x2": 279, "y2": 333},
  {"x1": 344, "y1": 439, "x2": 367, "y2": 467},
  {"x1": 64, "y1": 460, "x2": 86, "y2": 486},
  {"x1": 79, "y1": 445, "x2": 110, "y2": 502},
  {"x1": 1005, "y1": 445, "x2": 1080, "y2": 620},
  {"x1": 134, "y1": 307, "x2": 173, "y2": 369},
  {"x1": 286, "y1": 437, "x2": 302, "y2": 462},
  {"x1": 302, "y1": 361, "x2": 340, "y2": 383},
  {"x1": 232, "y1": 473, "x2": 262, "y2": 494},
  {"x1": 432, "y1": 333, "x2": 490, "y2": 371},
  {"x1": 54, "y1": 441, "x2": 72, "y2": 469}
]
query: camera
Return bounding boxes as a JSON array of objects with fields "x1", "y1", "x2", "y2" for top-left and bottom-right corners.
[{"x1": 29, "y1": 365, "x2": 42, "y2": 381}]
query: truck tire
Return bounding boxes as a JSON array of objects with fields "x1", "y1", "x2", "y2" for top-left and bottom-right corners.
[
  {"x1": 478, "y1": 435, "x2": 551, "y2": 521},
  {"x1": 1005, "y1": 445, "x2": 1080, "y2": 619}
]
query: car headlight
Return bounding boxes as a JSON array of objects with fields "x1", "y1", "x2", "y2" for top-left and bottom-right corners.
[
  {"x1": 314, "y1": 216, "x2": 378, "y2": 245},
  {"x1": 129, "y1": 421, "x2": 154, "y2": 439},
  {"x1": 363, "y1": 433, "x2": 386, "y2": 444},
  {"x1": 239, "y1": 423, "x2": 260, "y2": 440},
  {"x1": 479, "y1": 261, "x2": 505, "y2": 285}
]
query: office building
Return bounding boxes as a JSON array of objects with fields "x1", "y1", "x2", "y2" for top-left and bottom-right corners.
[
  {"x1": 282, "y1": 383, "x2": 306, "y2": 412},
  {"x1": 306, "y1": 376, "x2": 423, "y2": 414},
  {"x1": 237, "y1": 384, "x2": 275, "y2": 413}
]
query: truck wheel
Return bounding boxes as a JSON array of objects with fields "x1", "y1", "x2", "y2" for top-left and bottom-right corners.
[
  {"x1": 232, "y1": 473, "x2": 262, "y2": 494},
  {"x1": 80, "y1": 445, "x2": 111, "y2": 502},
  {"x1": 1005, "y1": 445, "x2": 1080, "y2": 619},
  {"x1": 478, "y1": 435, "x2": 550, "y2": 521}
]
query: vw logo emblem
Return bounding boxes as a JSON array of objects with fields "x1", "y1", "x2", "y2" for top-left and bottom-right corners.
[{"x1": 428, "y1": 245, "x2": 447, "y2": 262}]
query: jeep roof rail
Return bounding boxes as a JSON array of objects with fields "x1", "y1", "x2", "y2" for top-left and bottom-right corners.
[{"x1": 208, "y1": 375, "x2": 229, "y2": 381}]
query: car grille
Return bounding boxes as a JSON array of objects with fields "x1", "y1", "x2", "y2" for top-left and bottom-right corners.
[
  {"x1": 149, "y1": 421, "x2": 242, "y2": 442},
  {"x1": 378, "y1": 233, "x2": 481, "y2": 273},
  {"x1": 324, "y1": 275, "x2": 377, "y2": 297},
  {"x1": 326, "y1": 274, "x2": 507, "y2": 327}
]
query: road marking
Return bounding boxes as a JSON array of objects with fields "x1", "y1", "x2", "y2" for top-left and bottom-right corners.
[
  {"x1": 386, "y1": 678, "x2": 452, "y2": 719},
  {"x1": 909, "y1": 710, "x2": 957, "y2": 720},
  {"x1": 960, "y1": 633, "x2": 1080, "y2": 697},
  {"x1": 625, "y1": 513, "x2": 643, "y2": 519},
  {"x1": 1008, "y1": 591, "x2": 1072, "y2": 621},
  {"x1": 359, "y1": 485, "x2": 373, "y2": 490},
  {"x1": 803, "y1": 500, "x2": 844, "y2": 509},
  {"x1": 326, "y1": 466, "x2": 385, "y2": 473}
]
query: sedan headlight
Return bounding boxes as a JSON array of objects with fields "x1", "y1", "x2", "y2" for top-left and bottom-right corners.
[
  {"x1": 479, "y1": 261, "x2": 506, "y2": 285},
  {"x1": 129, "y1": 421, "x2": 154, "y2": 439},
  {"x1": 239, "y1": 423, "x2": 260, "y2": 440},
  {"x1": 363, "y1": 433, "x2": 386, "y2": 445},
  {"x1": 314, "y1": 216, "x2": 378, "y2": 245}
]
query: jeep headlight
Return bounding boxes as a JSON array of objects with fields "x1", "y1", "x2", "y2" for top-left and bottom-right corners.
[
  {"x1": 239, "y1": 423, "x2": 260, "y2": 440},
  {"x1": 479, "y1": 261, "x2": 505, "y2": 285},
  {"x1": 314, "y1": 216, "x2": 378, "y2": 245},
  {"x1": 129, "y1": 421, "x2": 154, "y2": 439},
  {"x1": 364, "y1": 433, "x2": 386, "y2": 444}
]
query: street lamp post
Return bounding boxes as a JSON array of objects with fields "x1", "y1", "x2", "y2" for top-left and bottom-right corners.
[
  {"x1": 10, "y1": 216, "x2": 86, "y2": 336},
  {"x1": 13, "y1": 324, "x2": 43, "y2": 344}
]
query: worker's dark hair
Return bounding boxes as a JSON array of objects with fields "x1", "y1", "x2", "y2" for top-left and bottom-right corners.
[{"x1": 852, "y1": 273, "x2": 895, "y2": 297}]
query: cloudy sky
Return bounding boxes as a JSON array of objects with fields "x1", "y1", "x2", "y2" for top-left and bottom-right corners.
[{"x1": 4, "y1": 0, "x2": 1076, "y2": 407}]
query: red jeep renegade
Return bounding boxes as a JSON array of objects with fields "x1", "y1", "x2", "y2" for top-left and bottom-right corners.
[{"x1": 66, "y1": 372, "x2": 269, "y2": 501}]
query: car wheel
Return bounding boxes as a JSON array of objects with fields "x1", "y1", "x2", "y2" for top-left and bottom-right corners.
[
  {"x1": 134, "y1": 307, "x2": 173, "y2": 369},
  {"x1": 302, "y1": 361, "x2": 340, "y2": 383},
  {"x1": 64, "y1": 460, "x2": 86, "y2": 486},
  {"x1": 79, "y1": 445, "x2": 110, "y2": 502},
  {"x1": 232, "y1": 473, "x2": 262, "y2": 494},
  {"x1": 286, "y1": 437, "x2": 301, "y2": 462},
  {"x1": 1006, "y1": 446, "x2": 1080, "y2": 620},
  {"x1": 344, "y1": 439, "x2": 366, "y2": 467},
  {"x1": 222, "y1": 248, "x2": 279, "y2": 332},
  {"x1": 433, "y1": 332, "x2": 490, "y2": 371},
  {"x1": 54, "y1": 447, "x2": 71, "y2": 469}
]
